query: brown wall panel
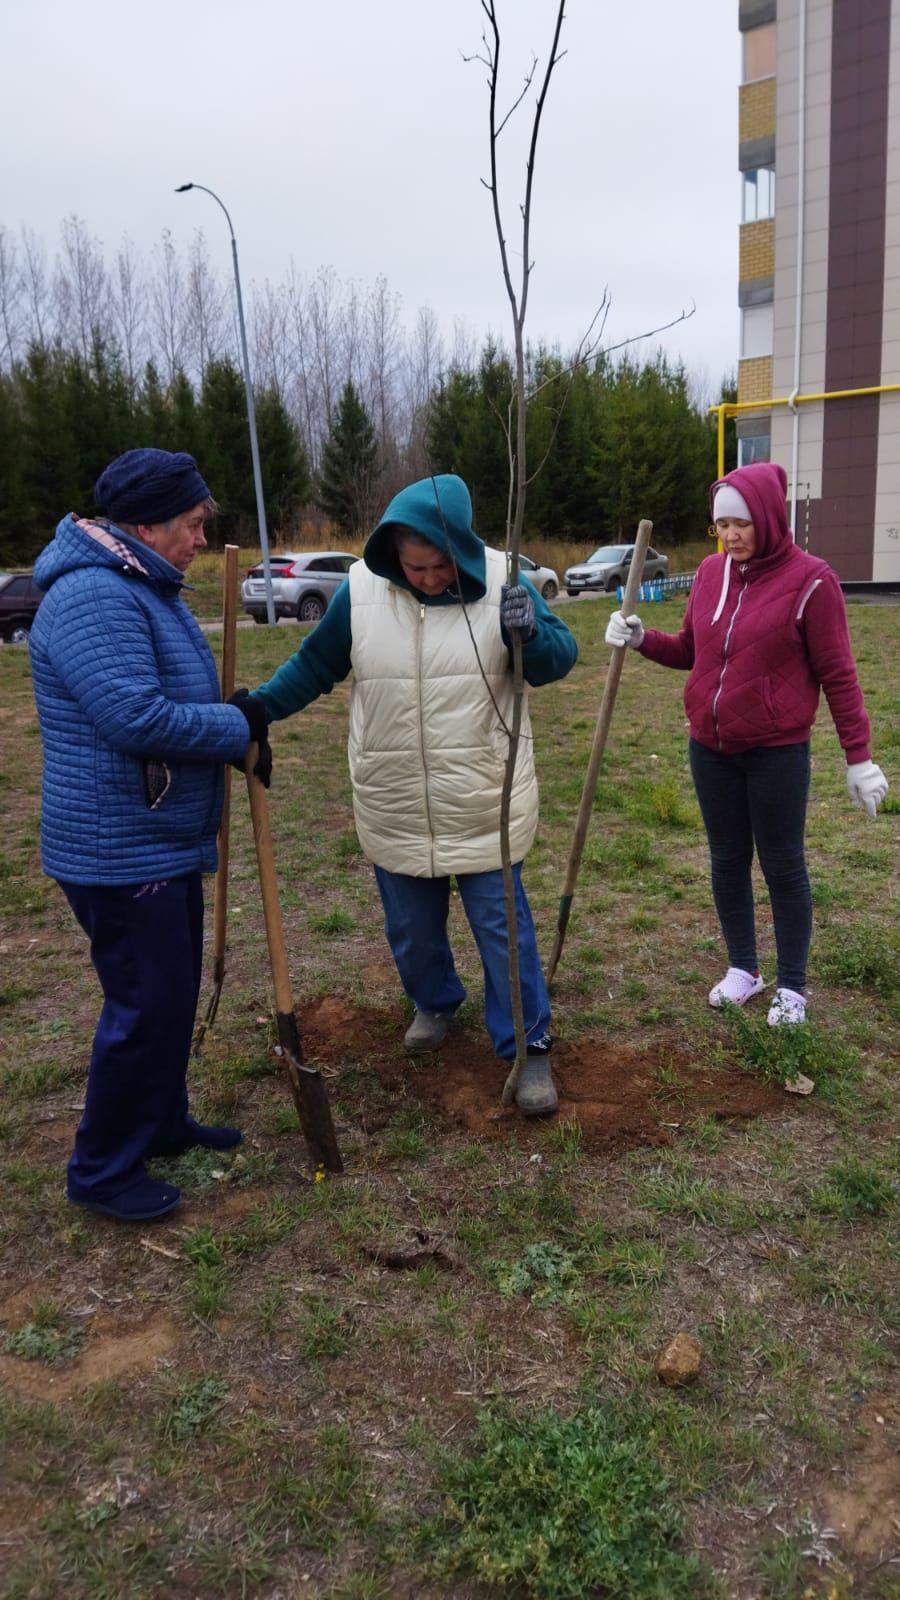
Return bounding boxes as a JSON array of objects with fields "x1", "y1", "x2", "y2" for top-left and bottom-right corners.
[{"x1": 815, "y1": 0, "x2": 892, "y2": 576}]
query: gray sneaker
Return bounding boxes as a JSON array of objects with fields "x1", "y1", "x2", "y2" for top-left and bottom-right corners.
[
  {"x1": 514, "y1": 1052, "x2": 559, "y2": 1116},
  {"x1": 404, "y1": 1009, "x2": 450, "y2": 1053}
]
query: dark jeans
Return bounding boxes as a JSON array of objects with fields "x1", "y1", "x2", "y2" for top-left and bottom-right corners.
[
  {"x1": 59, "y1": 873, "x2": 204, "y2": 1200},
  {"x1": 689, "y1": 739, "x2": 812, "y2": 993},
  {"x1": 373, "y1": 863, "x2": 551, "y2": 1060}
]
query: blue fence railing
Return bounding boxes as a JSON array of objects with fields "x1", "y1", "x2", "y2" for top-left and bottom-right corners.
[{"x1": 615, "y1": 573, "x2": 696, "y2": 603}]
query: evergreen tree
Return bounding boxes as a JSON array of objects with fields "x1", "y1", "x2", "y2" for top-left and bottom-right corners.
[
  {"x1": 199, "y1": 357, "x2": 253, "y2": 539},
  {"x1": 0, "y1": 371, "x2": 29, "y2": 563},
  {"x1": 256, "y1": 386, "x2": 312, "y2": 536},
  {"x1": 18, "y1": 344, "x2": 81, "y2": 538},
  {"x1": 135, "y1": 361, "x2": 173, "y2": 448},
  {"x1": 318, "y1": 381, "x2": 378, "y2": 538}
]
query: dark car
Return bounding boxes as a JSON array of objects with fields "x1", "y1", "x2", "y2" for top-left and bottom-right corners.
[
  {"x1": 241, "y1": 551, "x2": 359, "y2": 625},
  {"x1": 0, "y1": 572, "x2": 43, "y2": 642},
  {"x1": 564, "y1": 544, "x2": 669, "y2": 596}
]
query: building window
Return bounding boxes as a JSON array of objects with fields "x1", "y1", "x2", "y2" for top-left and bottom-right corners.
[
  {"x1": 742, "y1": 167, "x2": 775, "y2": 222},
  {"x1": 741, "y1": 304, "x2": 774, "y2": 359},
  {"x1": 743, "y1": 22, "x2": 775, "y2": 82},
  {"x1": 738, "y1": 434, "x2": 771, "y2": 466}
]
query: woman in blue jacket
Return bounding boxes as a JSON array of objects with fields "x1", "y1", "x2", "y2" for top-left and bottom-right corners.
[{"x1": 30, "y1": 448, "x2": 270, "y2": 1222}]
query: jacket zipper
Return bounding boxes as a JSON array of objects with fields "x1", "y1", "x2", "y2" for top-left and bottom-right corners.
[
  {"x1": 417, "y1": 604, "x2": 436, "y2": 874},
  {"x1": 712, "y1": 565, "x2": 748, "y2": 750}
]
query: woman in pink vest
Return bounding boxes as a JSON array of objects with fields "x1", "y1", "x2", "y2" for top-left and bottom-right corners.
[{"x1": 606, "y1": 461, "x2": 888, "y2": 1025}]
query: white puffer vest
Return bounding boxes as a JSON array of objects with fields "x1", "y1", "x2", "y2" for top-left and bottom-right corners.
[{"x1": 347, "y1": 549, "x2": 539, "y2": 877}]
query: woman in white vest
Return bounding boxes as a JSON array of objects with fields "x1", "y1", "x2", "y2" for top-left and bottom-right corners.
[{"x1": 251, "y1": 474, "x2": 578, "y2": 1114}]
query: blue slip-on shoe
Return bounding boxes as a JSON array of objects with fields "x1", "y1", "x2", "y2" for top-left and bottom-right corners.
[
  {"x1": 67, "y1": 1176, "x2": 182, "y2": 1222},
  {"x1": 151, "y1": 1121, "x2": 243, "y2": 1157}
]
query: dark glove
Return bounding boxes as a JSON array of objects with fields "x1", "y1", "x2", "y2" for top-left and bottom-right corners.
[
  {"x1": 500, "y1": 582, "x2": 536, "y2": 643},
  {"x1": 227, "y1": 689, "x2": 273, "y2": 788}
]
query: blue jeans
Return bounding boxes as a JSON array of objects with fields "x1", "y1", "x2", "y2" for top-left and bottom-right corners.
[
  {"x1": 59, "y1": 873, "x2": 205, "y2": 1200},
  {"x1": 373, "y1": 864, "x2": 551, "y2": 1060},
  {"x1": 689, "y1": 739, "x2": 812, "y2": 992}
]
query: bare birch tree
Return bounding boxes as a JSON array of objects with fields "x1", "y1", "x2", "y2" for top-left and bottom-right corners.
[
  {"x1": 20, "y1": 228, "x2": 51, "y2": 350},
  {"x1": 185, "y1": 229, "x2": 227, "y2": 381},
  {"x1": 0, "y1": 227, "x2": 23, "y2": 371},
  {"x1": 150, "y1": 230, "x2": 187, "y2": 383},
  {"x1": 112, "y1": 237, "x2": 148, "y2": 386},
  {"x1": 55, "y1": 215, "x2": 110, "y2": 361}
]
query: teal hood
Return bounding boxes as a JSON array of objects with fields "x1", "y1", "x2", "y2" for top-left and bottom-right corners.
[{"x1": 364, "y1": 474, "x2": 487, "y2": 603}]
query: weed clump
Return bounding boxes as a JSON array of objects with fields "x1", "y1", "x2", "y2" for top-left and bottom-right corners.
[
  {"x1": 412, "y1": 1399, "x2": 715, "y2": 1598},
  {"x1": 161, "y1": 1376, "x2": 228, "y2": 1441},
  {"x1": 4, "y1": 1303, "x2": 85, "y2": 1363},
  {"x1": 720, "y1": 1004, "x2": 859, "y2": 1100}
]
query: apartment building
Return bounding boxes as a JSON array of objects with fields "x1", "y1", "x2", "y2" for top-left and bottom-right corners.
[{"x1": 737, "y1": 0, "x2": 900, "y2": 580}]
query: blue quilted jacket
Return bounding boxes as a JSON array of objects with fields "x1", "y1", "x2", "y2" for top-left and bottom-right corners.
[{"x1": 30, "y1": 515, "x2": 249, "y2": 885}]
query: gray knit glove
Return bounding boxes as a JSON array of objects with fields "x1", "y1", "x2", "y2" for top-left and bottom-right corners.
[{"x1": 500, "y1": 583, "x2": 536, "y2": 642}]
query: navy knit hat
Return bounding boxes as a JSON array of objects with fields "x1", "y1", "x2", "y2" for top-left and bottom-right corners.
[{"x1": 94, "y1": 448, "x2": 211, "y2": 526}]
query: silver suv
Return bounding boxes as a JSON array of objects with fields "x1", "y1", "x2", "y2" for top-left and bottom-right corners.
[
  {"x1": 564, "y1": 543, "x2": 669, "y2": 596},
  {"x1": 241, "y1": 551, "x2": 358, "y2": 624}
]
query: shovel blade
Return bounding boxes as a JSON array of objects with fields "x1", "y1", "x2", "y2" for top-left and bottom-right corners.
[{"x1": 275, "y1": 1008, "x2": 343, "y2": 1173}]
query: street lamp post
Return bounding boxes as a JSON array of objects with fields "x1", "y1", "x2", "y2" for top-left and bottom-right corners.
[{"x1": 175, "y1": 182, "x2": 276, "y2": 625}]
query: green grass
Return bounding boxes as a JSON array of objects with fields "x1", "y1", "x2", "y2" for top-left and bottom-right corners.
[{"x1": 409, "y1": 1399, "x2": 717, "y2": 1598}]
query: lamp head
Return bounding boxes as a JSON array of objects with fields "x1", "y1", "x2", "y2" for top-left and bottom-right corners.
[{"x1": 175, "y1": 183, "x2": 193, "y2": 193}]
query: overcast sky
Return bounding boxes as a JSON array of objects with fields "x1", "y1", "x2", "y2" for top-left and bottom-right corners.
[{"x1": 5, "y1": 0, "x2": 739, "y2": 393}]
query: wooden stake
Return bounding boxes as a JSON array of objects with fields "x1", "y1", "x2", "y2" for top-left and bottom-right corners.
[{"x1": 545, "y1": 519, "x2": 654, "y2": 989}]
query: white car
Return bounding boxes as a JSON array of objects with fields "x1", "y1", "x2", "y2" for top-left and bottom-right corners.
[
  {"x1": 491, "y1": 552, "x2": 560, "y2": 600},
  {"x1": 241, "y1": 551, "x2": 358, "y2": 624}
]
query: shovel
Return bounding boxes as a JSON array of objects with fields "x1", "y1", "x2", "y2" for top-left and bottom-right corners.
[
  {"x1": 245, "y1": 754, "x2": 344, "y2": 1173},
  {"x1": 545, "y1": 518, "x2": 654, "y2": 988},
  {"x1": 193, "y1": 543, "x2": 239, "y2": 1056}
]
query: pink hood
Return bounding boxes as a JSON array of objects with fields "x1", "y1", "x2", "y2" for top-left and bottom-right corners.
[{"x1": 709, "y1": 462, "x2": 791, "y2": 561}]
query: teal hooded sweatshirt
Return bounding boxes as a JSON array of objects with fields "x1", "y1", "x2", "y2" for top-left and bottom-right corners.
[{"x1": 256, "y1": 474, "x2": 577, "y2": 721}]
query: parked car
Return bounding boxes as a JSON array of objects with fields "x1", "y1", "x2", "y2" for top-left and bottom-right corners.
[
  {"x1": 564, "y1": 543, "x2": 669, "y2": 596},
  {"x1": 0, "y1": 572, "x2": 43, "y2": 642},
  {"x1": 489, "y1": 551, "x2": 560, "y2": 600},
  {"x1": 241, "y1": 552, "x2": 359, "y2": 624}
]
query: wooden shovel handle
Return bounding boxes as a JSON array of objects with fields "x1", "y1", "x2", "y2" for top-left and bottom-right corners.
[{"x1": 545, "y1": 519, "x2": 654, "y2": 988}]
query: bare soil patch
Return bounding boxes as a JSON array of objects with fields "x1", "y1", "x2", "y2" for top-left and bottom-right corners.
[
  {"x1": 302, "y1": 997, "x2": 788, "y2": 1152},
  {"x1": 0, "y1": 1313, "x2": 179, "y2": 1400},
  {"x1": 819, "y1": 1397, "x2": 900, "y2": 1559}
]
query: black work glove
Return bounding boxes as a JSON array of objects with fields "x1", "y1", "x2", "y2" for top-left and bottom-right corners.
[
  {"x1": 227, "y1": 689, "x2": 273, "y2": 788},
  {"x1": 500, "y1": 582, "x2": 537, "y2": 643}
]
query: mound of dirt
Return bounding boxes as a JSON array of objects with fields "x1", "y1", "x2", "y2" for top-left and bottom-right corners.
[{"x1": 300, "y1": 998, "x2": 788, "y2": 1155}]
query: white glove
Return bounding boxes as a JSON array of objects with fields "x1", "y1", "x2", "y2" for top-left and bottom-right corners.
[
  {"x1": 846, "y1": 760, "x2": 889, "y2": 819},
  {"x1": 605, "y1": 611, "x2": 645, "y2": 650}
]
